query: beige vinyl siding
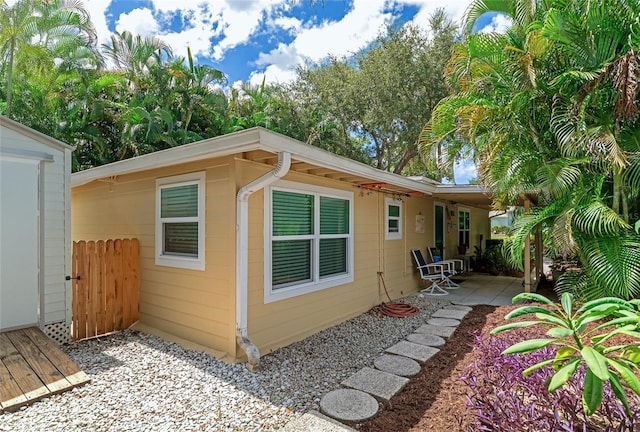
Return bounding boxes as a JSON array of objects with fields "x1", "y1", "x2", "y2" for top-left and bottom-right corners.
[
  {"x1": 72, "y1": 157, "x2": 238, "y2": 356},
  {"x1": 1, "y1": 127, "x2": 71, "y2": 325},
  {"x1": 468, "y1": 206, "x2": 491, "y2": 251},
  {"x1": 242, "y1": 159, "x2": 433, "y2": 355},
  {"x1": 72, "y1": 147, "x2": 492, "y2": 361}
]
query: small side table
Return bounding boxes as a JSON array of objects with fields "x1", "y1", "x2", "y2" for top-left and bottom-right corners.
[{"x1": 458, "y1": 255, "x2": 471, "y2": 274}]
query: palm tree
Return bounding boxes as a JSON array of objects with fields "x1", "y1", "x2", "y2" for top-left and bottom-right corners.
[
  {"x1": 420, "y1": 0, "x2": 640, "y2": 299},
  {"x1": 102, "y1": 31, "x2": 173, "y2": 94},
  {"x1": 0, "y1": 0, "x2": 99, "y2": 117}
]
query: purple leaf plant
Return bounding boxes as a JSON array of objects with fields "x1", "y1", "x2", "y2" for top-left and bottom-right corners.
[{"x1": 460, "y1": 330, "x2": 640, "y2": 431}]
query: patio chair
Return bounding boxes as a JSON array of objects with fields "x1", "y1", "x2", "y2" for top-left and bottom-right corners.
[
  {"x1": 411, "y1": 249, "x2": 448, "y2": 296},
  {"x1": 427, "y1": 247, "x2": 462, "y2": 289}
]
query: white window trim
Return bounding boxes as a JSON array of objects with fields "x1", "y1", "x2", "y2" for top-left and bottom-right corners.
[
  {"x1": 155, "y1": 172, "x2": 205, "y2": 270},
  {"x1": 385, "y1": 198, "x2": 403, "y2": 240},
  {"x1": 458, "y1": 207, "x2": 471, "y2": 246},
  {"x1": 264, "y1": 180, "x2": 354, "y2": 303}
]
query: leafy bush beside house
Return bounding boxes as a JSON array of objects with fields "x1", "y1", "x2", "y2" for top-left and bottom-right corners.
[
  {"x1": 462, "y1": 332, "x2": 640, "y2": 431},
  {"x1": 464, "y1": 292, "x2": 640, "y2": 431}
]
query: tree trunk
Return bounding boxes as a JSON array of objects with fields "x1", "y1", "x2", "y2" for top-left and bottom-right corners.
[{"x1": 394, "y1": 148, "x2": 417, "y2": 174}]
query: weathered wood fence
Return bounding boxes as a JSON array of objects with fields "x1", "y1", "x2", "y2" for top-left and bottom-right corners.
[{"x1": 71, "y1": 239, "x2": 139, "y2": 341}]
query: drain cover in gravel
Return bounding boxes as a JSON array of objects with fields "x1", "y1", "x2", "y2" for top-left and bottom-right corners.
[{"x1": 320, "y1": 389, "x2": 379, "y2": 424}]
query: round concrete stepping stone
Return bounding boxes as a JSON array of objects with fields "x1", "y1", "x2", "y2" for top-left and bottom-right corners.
[
  {"x1": 374, "y1": 354, "x2": 421, "y2": 377},
  {"x1": 406, "y1": 333, "x2": 446, "y2": 347},
  {"x1": 320, "y1": 389, "x2": 379, "y2": 424},
  {"x1": 427, "y1": 317, "x2": 460, "y2": 327}
]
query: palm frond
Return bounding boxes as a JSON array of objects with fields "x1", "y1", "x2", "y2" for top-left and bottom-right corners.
[
  {"x1": 535, "y1": 157, "x2": 584, "y2": 200},
  {"x1": 463, "y1": 0, "x2": 514, "y2": 35},
  {"x1": 573, "y1": 200, "x2": 630, "y2": 236},
  {"x1": 576, "y1": 231, "x2": 640, "y2": 299}
]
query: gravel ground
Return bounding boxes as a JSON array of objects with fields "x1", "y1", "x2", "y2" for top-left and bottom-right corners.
[{"x1": 1, "y1": 294, "x2": 448, "y2": 431}]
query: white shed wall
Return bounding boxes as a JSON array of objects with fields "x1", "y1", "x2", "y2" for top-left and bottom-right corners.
[{"x1": 0, "y1": 125, "x2": 72, "y2": 327}]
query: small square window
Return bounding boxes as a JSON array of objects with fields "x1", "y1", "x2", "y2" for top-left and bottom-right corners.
[{"x1": 156, "y1": 172, "x2": 205, "y2": 270}]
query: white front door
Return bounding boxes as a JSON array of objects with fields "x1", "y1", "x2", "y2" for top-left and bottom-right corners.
[{"x1": 0, "y1": 157, "x2": 39, "y2": 330}]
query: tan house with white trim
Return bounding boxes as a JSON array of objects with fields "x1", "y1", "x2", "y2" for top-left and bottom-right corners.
[{"x1": 71, "y1": 127, "x2": 491, "y2": 367}]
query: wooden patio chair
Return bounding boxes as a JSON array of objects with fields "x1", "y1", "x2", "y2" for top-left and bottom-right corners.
[{"x1": 411, "y1": 249, "x2": 448, "y2": 296}]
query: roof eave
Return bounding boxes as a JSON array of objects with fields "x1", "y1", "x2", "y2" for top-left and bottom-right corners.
[{"x1": 1, "y1": 116, "x2": 75, "y2": 152}]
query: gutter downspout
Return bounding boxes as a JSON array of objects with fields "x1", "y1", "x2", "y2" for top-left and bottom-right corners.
[{"x1": 236, "y1": 151, "x2": 291, "y2": 371}]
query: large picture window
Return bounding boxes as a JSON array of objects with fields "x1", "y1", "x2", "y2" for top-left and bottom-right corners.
[
  {"x1": 265, "y1": 181, "x2": 353, "y2": 302},
  {"x1": 156, "y1": 172, "x2": 205, "y2": 270}
]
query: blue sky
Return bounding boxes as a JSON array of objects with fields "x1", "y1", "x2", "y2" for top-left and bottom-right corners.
[{"x1": 83, "y1": 0, "x2": 508, "y2": 86}]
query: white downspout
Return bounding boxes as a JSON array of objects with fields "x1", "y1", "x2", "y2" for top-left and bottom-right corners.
[{"x1": 236, "y1": 151, "x2": 291, "y2": 371}]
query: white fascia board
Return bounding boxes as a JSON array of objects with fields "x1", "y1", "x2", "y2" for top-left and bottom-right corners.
[
  {"x1": 434, "y1": 184, "x2": 490, "y2": 194},
  {"x1": 72, "y1": 128, "x2": 264, "y2": 187},
  {"x1": 71, "y1": 126, "x2": 435, "y2": 195},
  {"x1": 0, "y1": 116, "x2": 75, "y2": 152}
]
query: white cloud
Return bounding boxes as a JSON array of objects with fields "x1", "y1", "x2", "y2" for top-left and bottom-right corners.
[
  {"x1": 250, "y1": 0, "x2": 394, "y2": 84},
  {"x1": 407, "y1": 0, "x2": 473, "y2": 29},
  {"x1": 271, "y1": 16, "x2": 302, "y2": 32},
  {"x1": 479, "y1": 13, "x2": 512, "y2": 34},
  {"x1": 85, "y1": 1, "x2": 114, "y2": 46},
  {"x1": 250, "y1": 0, "x2": 476, "y2": 85},
  {"x1": 454, "y1": 160, "x2": 478, "y2": 184},
  {"x1": 115, "y1": 8, "x2": 160, "y2": 38}
]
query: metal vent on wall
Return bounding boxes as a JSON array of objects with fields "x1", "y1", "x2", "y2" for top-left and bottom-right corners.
[{"x1": 44, "y1": 321, "x2": 69, "y2": 345}]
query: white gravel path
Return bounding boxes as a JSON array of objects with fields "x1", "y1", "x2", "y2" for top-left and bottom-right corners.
[{"x1": 0, "y1": 294, "x2": 449, "y2": 431}]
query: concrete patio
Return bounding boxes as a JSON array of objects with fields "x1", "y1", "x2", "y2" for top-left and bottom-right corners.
[{"x1": 442, "y1": 274, "x2": 524, "y2": 306}]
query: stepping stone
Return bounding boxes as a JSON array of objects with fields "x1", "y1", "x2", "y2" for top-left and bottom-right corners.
[
  {"x1": 280, "y1": 410, "x2": 355, "y2": 431},
  {"x1": 373, "y1": 354, "x2": 421, "y2": 377},
  {"x1": 432, "y1": 308, "x2": 469, "y2": 320},
  {"x1": 427, "y1": 317, "x2": 460, "y2": 327},
  {"x1": 341, "y1": 367, "x2": 409, "y2": 401},
  {"x1": 385, "y1": 341, "x2": 439, "y2": 364},
  {"x1": 446, "y1": 305, "x2": 473, "y2": 312},
  {"x1": 406, "y1": 333, "x2": 446, "y2": 347},
  {"x1": 414, "y1": 324, "x2": 456, "y2": 338},
  {"x1": 320, "y1": 389, "x2": 379, "y2": 424}
]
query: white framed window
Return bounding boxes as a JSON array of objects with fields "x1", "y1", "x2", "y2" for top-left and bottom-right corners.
[
  {"x1": 385, "y1": 198, "x2": 402, "y2": 240},
  {"x1": 155, "y1": 172, "x2": 205, "y2": 270},
  {"x1": 458, "y1": 208, "x2": 470, "y2": 247},
  {"x1": 264, "y1": 180, "x2": 354, "y2": 303}
]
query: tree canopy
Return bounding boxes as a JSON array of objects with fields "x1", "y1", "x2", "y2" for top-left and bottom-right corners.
[
  {"x1": 289, "y1": 11, "x2": 457, "y2": 176},
  {"x1": 1, "y1": 1, "x2": 456, "y2": 178},
  {"x1": 421, "y1": 0, "x2": 640, "y2": 299}
]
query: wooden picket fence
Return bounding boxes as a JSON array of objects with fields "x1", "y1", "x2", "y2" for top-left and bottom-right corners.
[{"x1": 71, "y1": 239, "x2": 139, "y2": 342}]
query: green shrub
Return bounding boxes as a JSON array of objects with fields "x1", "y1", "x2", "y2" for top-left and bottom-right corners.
[{"x1": 492, "y1": 292, "x2": 640, "y2": 416}]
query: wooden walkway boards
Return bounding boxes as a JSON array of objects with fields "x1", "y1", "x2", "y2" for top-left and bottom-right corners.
[{"x1": 0, "y1": 327, "x2": 90, "y2": 412}]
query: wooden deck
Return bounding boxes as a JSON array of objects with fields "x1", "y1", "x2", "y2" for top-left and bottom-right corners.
[{"x1": 0, "y1": 327, "x2": 90, "y2": 412}]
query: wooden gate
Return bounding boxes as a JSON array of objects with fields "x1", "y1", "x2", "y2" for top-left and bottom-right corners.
[{"x1": 71, "y1": 239, "x2": 139, "y2": 341}]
